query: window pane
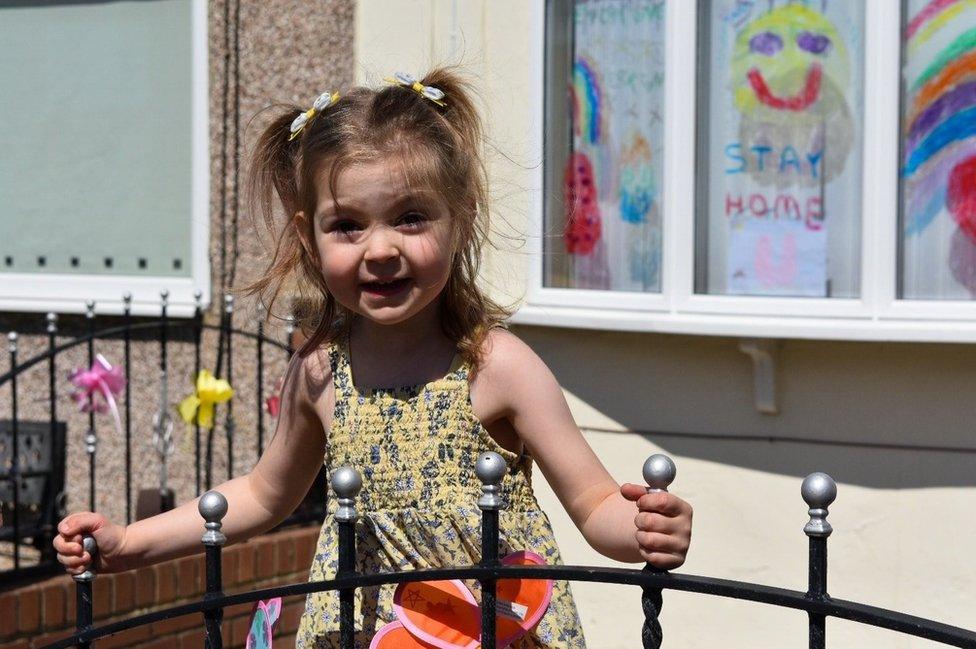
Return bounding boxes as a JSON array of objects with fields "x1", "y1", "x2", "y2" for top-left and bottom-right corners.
[
  {"x1": 0, "y1": 0, "x2": 194, "y2": 278},
  {"x1": 544, "y1": 0, "x2": 666, "y2": 292},
  {"x1": 900, "y1": 0, "x2": 976, "y2": 300},
  {"x1": 696, "y1": 0, "x2": 865, "y2": 298}
]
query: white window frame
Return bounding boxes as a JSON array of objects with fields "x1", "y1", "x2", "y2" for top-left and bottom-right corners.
[
  {"x1": 517, "y1": 0, "x2": 976, "y2": 343},
  {"x1": 0, "y1": 0, "x2": 210, "y2": 319}
]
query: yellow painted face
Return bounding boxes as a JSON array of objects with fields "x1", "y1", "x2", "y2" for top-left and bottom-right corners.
[{"x1": 732, "y1": 4, "x2": 849, "y2": 115}]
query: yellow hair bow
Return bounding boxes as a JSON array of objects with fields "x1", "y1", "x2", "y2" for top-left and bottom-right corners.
[
  {"x1": 384, "y1": 71, "x2": 447, "y2": 107},
  {"x1": 178, "y1": 370, "x2": 234, "y2": 429},
  {"x1": 288, "y1": 91, "x2": 340, "y2": 141}
]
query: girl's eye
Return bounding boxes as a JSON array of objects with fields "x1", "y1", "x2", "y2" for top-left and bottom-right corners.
[
  {"x1": 334, "y1": 220, "x2": 361, "y2": 234},
  {"x1": 397, "y1": 212, "x2": 427, "y2": 228}
]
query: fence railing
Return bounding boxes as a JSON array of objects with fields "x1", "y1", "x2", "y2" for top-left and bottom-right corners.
[
  {"x1": 0, "y1": 292, "x2": 322, "y2": 583},
  {"x1": 43, "y1": 453, "x2": 976, "y2": 649}
]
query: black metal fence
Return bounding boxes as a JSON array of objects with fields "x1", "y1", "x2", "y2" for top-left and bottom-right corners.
[
  {"x1": 0, "y1": 292, "x2": 323, "y2": 583},
  {"x1": 4, "y1": 293, "x2": 976, "y2": 647},
  {"x1": 43, "y1": 453, "x2": 976, "y2": 649}
]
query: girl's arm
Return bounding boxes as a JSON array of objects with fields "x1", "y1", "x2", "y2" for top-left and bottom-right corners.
[
  {"x1": 477, "y1": 331, "x2": 691, "y2": 567},
  {"x1": 55, "y1": 350, "x2": 331, "y2": 574}
]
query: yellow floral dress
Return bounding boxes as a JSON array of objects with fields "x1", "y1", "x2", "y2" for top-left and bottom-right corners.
[{"x1": 295, "y1": 338, "x2": 587, "y2": 648}]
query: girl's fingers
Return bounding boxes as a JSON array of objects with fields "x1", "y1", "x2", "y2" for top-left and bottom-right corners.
[
  {"x1": 621, "y1": 487, "x2": 693, "y2": 519},
  {"x1": 634, "y1": 511, "x2": 691, "y2": 537},
  {"x1": 54, "y1": 539, "x2": 82, "y2": 555},
  {"x1": 57, "y1": 552, "x2": 90, "y2": 569},
  {"x1": 619, "y1": 483, "x2": 648, "y2": 501},
  {"x1": 57, "y1": 512, "x2": 105, "y2": 538},
  {"x1": 635, "y1": 531, "x2": 686, "y2": 555},
  {"x1": 636, "y1": 492, "x2": 691, "y2": 517},
  {"x1": 640, "y1": 550, "x2": 686, "y2": 570}
]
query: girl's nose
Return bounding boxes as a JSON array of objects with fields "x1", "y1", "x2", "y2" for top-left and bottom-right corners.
[{"x1": 363, "y1": 228, "x2": 400, "y2": 263}]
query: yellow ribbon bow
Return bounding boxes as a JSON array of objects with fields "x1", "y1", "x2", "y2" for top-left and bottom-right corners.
[
  {"x1": 384, "y1": 71, "x2": 447, "y2": 107},
  {"x1": 288, "y1": 90, "x2": 340, "y2": 141},
  {"x1": 178, "y1": 370, "x2": 234, "y2": 429}
]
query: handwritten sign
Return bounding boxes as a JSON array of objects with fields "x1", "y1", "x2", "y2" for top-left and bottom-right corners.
[{"x1": 704, "y1": 0, "x2": 864, "y2": 297}]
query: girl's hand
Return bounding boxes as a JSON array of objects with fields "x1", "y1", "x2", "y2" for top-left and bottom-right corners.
[
  {"x1": 619, "y1": 484, "x2": 693, "y2": 570},
  {"x1": 54, "y1": 512, "x2": 129, "y2": 575}
]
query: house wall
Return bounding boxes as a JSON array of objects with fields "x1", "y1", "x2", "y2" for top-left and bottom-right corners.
[{"x1": 355, "y1": 1, "x2": 976, "y2": 647}]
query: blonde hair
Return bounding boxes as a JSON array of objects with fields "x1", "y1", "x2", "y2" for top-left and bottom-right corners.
[{"x1": 243, "y1": 67, "x2": 511, "y2": 366}]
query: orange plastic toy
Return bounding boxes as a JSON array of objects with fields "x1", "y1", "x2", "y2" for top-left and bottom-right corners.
[{"x1": 369, "y1": 551, "x2": 553, "y2": 649}]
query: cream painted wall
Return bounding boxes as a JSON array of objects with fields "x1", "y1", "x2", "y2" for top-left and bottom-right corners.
[
  {"x1": 521, "y1": 328, "x2": 976, "y2": 648},
  {"x1": 353, "y1": 2, "x2": 976, "y2": 647}
]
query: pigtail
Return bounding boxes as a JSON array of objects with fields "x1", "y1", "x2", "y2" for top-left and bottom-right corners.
[
  {"x1": 419, "y1": 68, "x2": 487, "y2": 176},
  {"x1": 240, "y1": 107, "x2": 313, "y2": 331}
]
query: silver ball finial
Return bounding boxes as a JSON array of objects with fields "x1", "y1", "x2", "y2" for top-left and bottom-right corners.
[
  {"x1": 476, "y1": 451, "x2": 507, "y2": 511},
  {"x1": 199, "y1": 490, "x2": 228, "y2": 546},
  {"x1": 802, "y1": 472, "x2": 836, "y2": 538},
  {"x1": 7, "y1": 331, "x2": 17, "y2": 353},
  {"x1": 476, "y1": 452, "x2": 507, "y2": 485},
  {"x1": 73, "y1": 536, "x2": 99, "y2": 582},
  {"x1": 46, "y1": 313, "x2": 58, "y2": 333},
  {"x1": 643, "y1": 454, "x2": 676, "y2": 492},
  {"x1": 331, "y1": 466, "x2": 362, "y2": 523},
  {"x1": 85, "y1": 300, "x2": 96, "y2": 317},
  {"x1": 331, "y1": 466, "x2": 362, "y2": 498}
]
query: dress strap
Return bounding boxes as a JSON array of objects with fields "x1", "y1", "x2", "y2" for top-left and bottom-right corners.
[
  {"x1": 327, "y1": 336, "x2": 357, "y2": 401},
  {"x1": 445, "y1": 352, "x2": 467, "y2": 383}
]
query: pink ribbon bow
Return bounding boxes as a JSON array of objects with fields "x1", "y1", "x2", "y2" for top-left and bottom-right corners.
[
  {"x1": 70, "y1": 354, "x2": 126, "y2": 436},
  {"x1": 265, "y1": 394, "x2": 281, "y2": 418}
]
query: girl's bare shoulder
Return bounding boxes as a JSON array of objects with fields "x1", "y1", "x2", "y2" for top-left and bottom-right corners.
[
  {"x1": 282, "y1": 344, "x2": 335, "y2": 433},
  {"x1": 470, "y1": 328, "x2": 553, "y2": 419},
  {"x1": 476, "y1": 328, "x2": 541, "y2": 372}
]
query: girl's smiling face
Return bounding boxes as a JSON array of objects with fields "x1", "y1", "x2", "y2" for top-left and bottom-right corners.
[{"x1": 310, "y1": 158, "x2": 455, "y2": 327}]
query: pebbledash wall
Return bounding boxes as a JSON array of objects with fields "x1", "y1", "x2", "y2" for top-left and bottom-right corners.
[{"x1": 354, "y1": 1, "x2": 976, "y2": 648}]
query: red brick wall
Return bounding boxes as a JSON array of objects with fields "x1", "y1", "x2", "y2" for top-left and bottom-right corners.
[{"x1": 0, "y1": 525, "x2": 320, "y2": 649}]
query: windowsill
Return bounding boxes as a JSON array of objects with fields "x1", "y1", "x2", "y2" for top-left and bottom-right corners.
[
  {"x1": 0, "y1": 273, "x2": 207, "y2": 319},
  {"x1": 511, "y1": 302, "x2": 976, "y2": 343}
]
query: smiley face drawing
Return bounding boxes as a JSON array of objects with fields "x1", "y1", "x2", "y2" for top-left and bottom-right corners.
[{"x1": 730, "y1": 2, "x2": 855, "y2": 187}]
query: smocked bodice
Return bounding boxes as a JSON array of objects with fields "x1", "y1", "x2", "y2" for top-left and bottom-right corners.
[{"x1": 325, "y1": 337, "x2": 539, "y2": 513}]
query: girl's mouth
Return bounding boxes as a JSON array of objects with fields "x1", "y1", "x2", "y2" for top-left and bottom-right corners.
[{"x1": 361, "y1": 277, "x2": 412, "y2": 297}]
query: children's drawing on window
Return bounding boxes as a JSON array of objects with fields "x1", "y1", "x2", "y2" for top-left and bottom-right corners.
[
  {"x1": 554, "y1": 0, "x2": 666, "y2": 293},
  {"x1": 708, "y1": 0, "x2": 863, "y2": 297},
  {"x1": 902, "y1": 0, "x2": 976, "y2": 298}
]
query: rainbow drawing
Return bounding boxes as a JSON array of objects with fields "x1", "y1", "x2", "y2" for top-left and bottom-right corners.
[
  {"x1": 571, "y1": 57, "x2": 603, "y2": 145},
  {"x1": 903, "y1": 0, "x2": 976, "y2": 293},
  {"x1": 566, "y1": 55, "x2": 616, "y2": 232},
  {"x1": 906, "y1": 0, "x2": 976, "y2": 52}
]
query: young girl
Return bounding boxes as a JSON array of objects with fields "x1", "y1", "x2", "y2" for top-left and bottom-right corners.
[{"x1": 54, "y1": 68, "x2": 692, "y2": 648}]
